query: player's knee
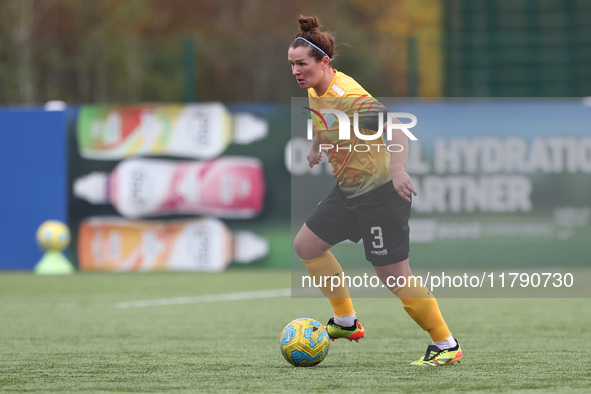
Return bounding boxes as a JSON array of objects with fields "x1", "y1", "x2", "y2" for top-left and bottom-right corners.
[
  {"x1": 294, "y1": 233, "x2": 322, "y2": 261},
  {"x1": 293, "y1": 234, "x2": 311, "y2": 260}
]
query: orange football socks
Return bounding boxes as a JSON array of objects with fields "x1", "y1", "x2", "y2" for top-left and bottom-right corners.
[
  {"x1": 302, "y1": 251, "x2": 355, "y2": 317},
  {"x1": 393, "y1": 281, "x2": 452, "y2": 342}
]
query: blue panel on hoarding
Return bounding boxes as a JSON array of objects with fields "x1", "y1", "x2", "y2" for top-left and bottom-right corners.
[{"x1": 0, "y1": 109, "x2": 68, "y2": 270}]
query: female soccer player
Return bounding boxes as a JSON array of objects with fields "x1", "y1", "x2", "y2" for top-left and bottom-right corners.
[{"x1": 288, "y1": 16, "x2": 462, "y2": 366}]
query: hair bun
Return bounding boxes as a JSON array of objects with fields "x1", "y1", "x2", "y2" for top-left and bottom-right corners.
[{"x1": 298, "y1": 16, "x2": 320, "y2": 33}]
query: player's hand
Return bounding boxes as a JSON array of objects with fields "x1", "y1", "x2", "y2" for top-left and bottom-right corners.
[
  {"x1": 391, "y1": 168, "x2": 417, "y2": 202},
  {"x1": 307, "y1": 150, "x2": 323, "y2": 168}
]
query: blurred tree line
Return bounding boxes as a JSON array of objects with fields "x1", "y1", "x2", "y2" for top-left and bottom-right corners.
[
  {"x1": 0, "y1": 0, "x2": 441, "y2": 105},
  {"x1": 443, "y1": 0, "x2": 591, "y2": 97}
]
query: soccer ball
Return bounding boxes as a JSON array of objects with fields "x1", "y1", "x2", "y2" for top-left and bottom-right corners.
[
  {"x1": 36, "y1": 220, "x2": 70, "y2": 251},
  {"x1": 280, "y1": 318, "x2": 330, "y2": 367}
]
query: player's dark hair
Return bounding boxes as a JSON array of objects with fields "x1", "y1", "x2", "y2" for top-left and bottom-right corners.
[{"x1": 291, "y1": 16, "x2": 339, "y2": 62}]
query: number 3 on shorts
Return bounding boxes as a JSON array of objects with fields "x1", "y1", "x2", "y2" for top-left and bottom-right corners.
[{"x1": 370, "y1": 226, "x2": 384, "y2": 249}]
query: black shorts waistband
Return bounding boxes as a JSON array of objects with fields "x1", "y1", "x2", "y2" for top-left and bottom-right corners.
[{"x1": 339, "y1": 180, "x2": 393, "y2": 202}]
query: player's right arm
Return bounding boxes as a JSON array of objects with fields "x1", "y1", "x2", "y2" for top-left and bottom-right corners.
[{"x1": 307, "y1": 135, "x2": 323, "y2": 168}]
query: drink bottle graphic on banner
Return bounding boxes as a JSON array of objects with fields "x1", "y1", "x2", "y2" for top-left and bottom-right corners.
[
  {"x1": 77, "y1": 217, "x2": 269, "y2": 272},
  {"x1": 76, "y1": 102, "x2": 268, "y2": 160},
  {"x1": 73, "y1": 157, "x2": 265, "y2": 219}
]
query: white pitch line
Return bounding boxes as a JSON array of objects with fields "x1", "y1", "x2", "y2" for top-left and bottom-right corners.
[{"x1": 115, "y1": 288, "x2": 291, "y2": 309}]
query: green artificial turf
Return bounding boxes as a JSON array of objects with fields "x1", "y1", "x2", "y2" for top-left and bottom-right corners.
[{"x1": 0, "y1": 270, "x2": 589, "y2": 393}]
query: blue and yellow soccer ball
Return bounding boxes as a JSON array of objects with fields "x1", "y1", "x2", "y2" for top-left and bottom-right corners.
[
  {"x1": 36, "y1": 220, "x2": 70, "y2": 252},
  {"x1": 280, "y1": 318, "x2": 330, "y2": 367}
]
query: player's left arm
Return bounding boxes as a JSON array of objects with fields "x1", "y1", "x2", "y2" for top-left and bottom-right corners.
[
  {"x1": 357, "y1": 100, "x2": 417, "y2": 202},
  {"x1": 386, "y1": 118, "x2": 417, "y2": 202}
]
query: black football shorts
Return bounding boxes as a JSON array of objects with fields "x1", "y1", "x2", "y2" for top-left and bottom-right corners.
[{"x1": 305, "y1": 181, "x2": 411, "y2": 266}]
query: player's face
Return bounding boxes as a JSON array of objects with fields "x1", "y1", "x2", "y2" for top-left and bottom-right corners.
[{"x1": 288, "y1": 46, "x2": 326, "y2": 90}]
